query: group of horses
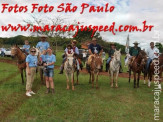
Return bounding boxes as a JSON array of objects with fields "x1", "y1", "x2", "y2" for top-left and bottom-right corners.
[{"x1": 10, "y1": 45, "x2": 162, "y2": 91}]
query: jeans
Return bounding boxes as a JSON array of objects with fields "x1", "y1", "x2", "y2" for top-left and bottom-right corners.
[
  {"x1": 44, "y1": 68, "x2": 54, "y2": 77},
  {"x1": 106, "y1": 57, "x2": 111, "y2": 64},
  {"x1": 146, "y1": 58, "x2": 152, "y2": 71}
]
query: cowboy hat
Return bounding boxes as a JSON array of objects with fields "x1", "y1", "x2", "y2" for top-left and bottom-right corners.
[
  {"x1": 71, "y1": 40, "x2": 77, "y2": 44},
  {"x1": 40, "y1": 34, "x2": 48, "y2": 38},
  {"x1": 92, "y1": 37, "x2": 97, "y2": 41},
  {"x1": 133, "y1": 41, "x2": 139, "y2": 44}
]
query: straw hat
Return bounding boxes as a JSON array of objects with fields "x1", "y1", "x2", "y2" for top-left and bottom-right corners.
[
  {"x1": 40, "y1": 34, "x2": 48, "y2": 38},
  {"x1": 133, "y1": 41, "x2": 139, "y2": 44},
  {"x1": 71, "y1": 40, "x2": 77, "y2": 44}
]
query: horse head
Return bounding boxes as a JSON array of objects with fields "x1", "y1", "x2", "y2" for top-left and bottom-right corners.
[
  {"x1": 114, "y1": 49, "x2": 121, "y2": 63},
  {"x1": 94, "y1": 55, "x2": 103, "y2": 70},
  {"x1": 11, "y1": 45, "x2": 18, "y2": 57},
  {"x1": 66, "y1": 52, "x2": 75, "y2": 69}
]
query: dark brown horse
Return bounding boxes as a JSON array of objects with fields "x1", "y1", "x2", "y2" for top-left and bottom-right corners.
[
  {"x1": 88, "y1": 54, "x2": 103, "y2": 89},
  {"x1": 147, "y1": 53, "x2": 163, "y2": 89},
  {"x1": 129, "y1": 50, "x2": 147, "y2": 88},
  {"x1": 11, "y1": 45, "x2": 26, "y2": 84}
]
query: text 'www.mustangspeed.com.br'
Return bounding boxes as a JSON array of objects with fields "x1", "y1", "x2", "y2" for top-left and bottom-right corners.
[{"x1": 1, "y1": 21, "x2": 154, "y2": 37}]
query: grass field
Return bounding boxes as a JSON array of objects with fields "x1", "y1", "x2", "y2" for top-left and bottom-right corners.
[{"x1": 0, "y1": 62, "x2": 162, "y2": 122}]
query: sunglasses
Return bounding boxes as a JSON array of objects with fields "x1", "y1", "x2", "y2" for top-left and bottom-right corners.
[{"x1": 31, "y1": 51, "x2": 36, "y2": 53}]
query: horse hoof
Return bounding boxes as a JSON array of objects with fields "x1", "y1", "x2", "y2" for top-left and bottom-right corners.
[{"x1": 115, "y1": 86, "x2": 118, "y2": 88}]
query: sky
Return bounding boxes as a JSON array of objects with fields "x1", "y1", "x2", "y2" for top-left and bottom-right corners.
[{"x1": 0, "y1": 0, "x2": 162, "y2": 50}]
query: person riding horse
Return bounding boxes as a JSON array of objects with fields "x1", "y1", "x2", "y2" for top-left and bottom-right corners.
[
  {"x1": 146, "y1": 42, "x2": 159, "y2": 72},
  {"x1": 59, "y1": 40, "x2": 80, "y2": 74},
  {"x1": 22, "y1": 40, "x2": 30, "y2": 55},
  {"x1": 87, "y1": 37, "x2": 103, "y2": 70},
  {"x1": 128, "y1": 41, "x2": 141, "y2": 67},
  {"x1": 105, "y1": 43, "x2": 123, "y2": 73},
  {"x1": 36, "y1": 35, "x2": 50, "y2": 53},
  {"x1": 36, "y1": 35, "x2": 50, "y2": 84}
]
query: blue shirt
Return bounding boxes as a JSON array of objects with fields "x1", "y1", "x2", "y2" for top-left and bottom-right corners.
[
  {"x1": 26, "y1": 54, "x2": 38, "y2": 67},
  {"x1": 44, "y1": 54, "x2": 56, "y2": 69},
  {"x1": 36, "y1": 41, "x2": 50, "y2": 53},
  {"x1": 88, "y1": 44, "x2": 102, "y2": 54},
  {"x1": 23, "y1": 45, "x2": 30, "y2": 53},
  {"x1": 40, "y1": 54, "x2": 46, "y2": 62}
]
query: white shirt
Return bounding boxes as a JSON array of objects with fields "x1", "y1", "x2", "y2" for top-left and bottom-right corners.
[
  {"x1": 65, "y1": 47, "x2": 79, "y2": 55},
  {"x1": 146, "y1": 47, "x2": 159, "y2": 59}
]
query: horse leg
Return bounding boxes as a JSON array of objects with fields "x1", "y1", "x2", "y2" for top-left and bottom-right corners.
[
  {"x1": 96, "y1": 72, "x2": 99, "y2": 89},
  {"x1": 89, "y1": 72, "x2": 91, "y2": 84},
  {"x1": 158, "y1": 73, "x2": 162, "y2": 90},
  {"x1": 24, "y1": 69, "x2": 26, "y2": 78},
  {"x1": 143, "y1": 71, "x2": 147, "y2": 85},
  {"x1": 110, "y1": 71, "x2": 113, "y2": 88},
  {"x1": 134, "y1": 72, "x2": 136, "y2": 88},
  {"x1": 115, "y1": 71, "x2": 119, "y2": 88},
  {"x1": 71, "y1": 73, "x2": 75, "y2": 90},
  {"x1": 129, "y1": 68, "x2": 131, "y2": 83},
  {"x1": 137, "y1": 72, "x2": 140, "y2": 88},
  {"x1": 39, "y1": 67, "x2": 44, "y2": 84},
  {"x1": 76, "y1": 70, "x2": 79, "y2": 85},
  {"x1": 92, "y1": 71, "x2": 94, "y2": 88},
  {"x1": 20, "y1": 69, "x2": 24, "y2": 84},
  {"x1": 148, "y1": 72, "x2": 152, "y2": 88},
  {"x1": 66, "y1": 73, "x2": 69, "y2": 90}
]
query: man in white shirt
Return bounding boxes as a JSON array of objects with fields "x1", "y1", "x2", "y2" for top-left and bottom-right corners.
[{"x1": 146, "y1": 42, "x2": 159, "y2": 71}]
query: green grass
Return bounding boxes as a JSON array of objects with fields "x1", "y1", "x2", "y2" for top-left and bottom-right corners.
[{"x1": 0, "y1": 62, "x2": 162, "y2": 122}]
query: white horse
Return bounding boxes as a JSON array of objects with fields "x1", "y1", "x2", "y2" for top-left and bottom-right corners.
[
  {"x1": 109, "y1": 49, "x2": 121, "y2": 88},
  {"x1": 64, "y1": 52, "x2": 75, "y2": 90}
]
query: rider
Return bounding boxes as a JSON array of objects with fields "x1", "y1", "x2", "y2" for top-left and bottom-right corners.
[
  {"x1": 87, "y1": 37, "x2": 103, "y2": 70},
  {"x1": 146, "y1": 42, "x2": 159, "y2": 72},
  {"x1": 59, "y1": 40, "x2": 80, "y2": 74},
  {"x1": 105, "y1": 43, "x2": 122, "y2": 73},
  {"x1": 36, "y1": 35, "x2": 50, "y2": 84},
  {"x1": 128, "y1": 41, "x2": 141, "y2": 66},
  {"x1": 106, "y1": 43, "x2": 116, "y2": 72},
  {"x1": 23, "y1": 40, "x2": 30, "y2": 55},
  {"x1": 36, "y1": 35, "x2": 50, "y2": 53}
]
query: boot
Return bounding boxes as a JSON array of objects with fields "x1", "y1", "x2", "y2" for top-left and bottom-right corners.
[
  {"x1": 59, "y1": 65, "x2": 64, "y2": 74},
  {"x1": 106, "y1": 63, "x2": 109, "y2": 72},
  {"x1": 45, "y1": 88, "x2": 50, "y2": 94},
  {"x1": 119, "y1": 65, "x2": 123, "y2": 73},
  {"x1": 51, "y1": 88, "x2": 55, "y2": 94}
]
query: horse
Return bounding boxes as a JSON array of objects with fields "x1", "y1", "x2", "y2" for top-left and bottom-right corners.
[
  {"x1": 11, "y1": 45, "x2": 26, "y2": 84},
  {"x1": 88, "y1": 54, "x2": 103, "y2": 89},
  {"x1": 109, "y1": 49, "x2": 121, "y2": 88},
  {"x1": 128, "y1": 50, "x2": 147, "y2": 88},
  {"x1": 146, "y1": 53, "x2": 163, "y2": 89},
  {"x1": 64, "y1": 52, "x2": 77, "y2": 90},
  {"x1": 35, "y1": 48, "x2": 45, "y2": 84}
]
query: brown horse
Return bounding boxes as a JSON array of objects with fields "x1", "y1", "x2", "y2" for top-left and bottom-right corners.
[
  {"x1": 11, "y1": 45, "x2": 26, "y2": 84},
  {"x1": 88, "y1": 54, "x2": 103, "y2": 89},
  {"x1": 129, "y1": 50, "x2": 147, "y2": 88},
  {"x1": 147, "y1": 53, "x2": 163, "y2": 89}
]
